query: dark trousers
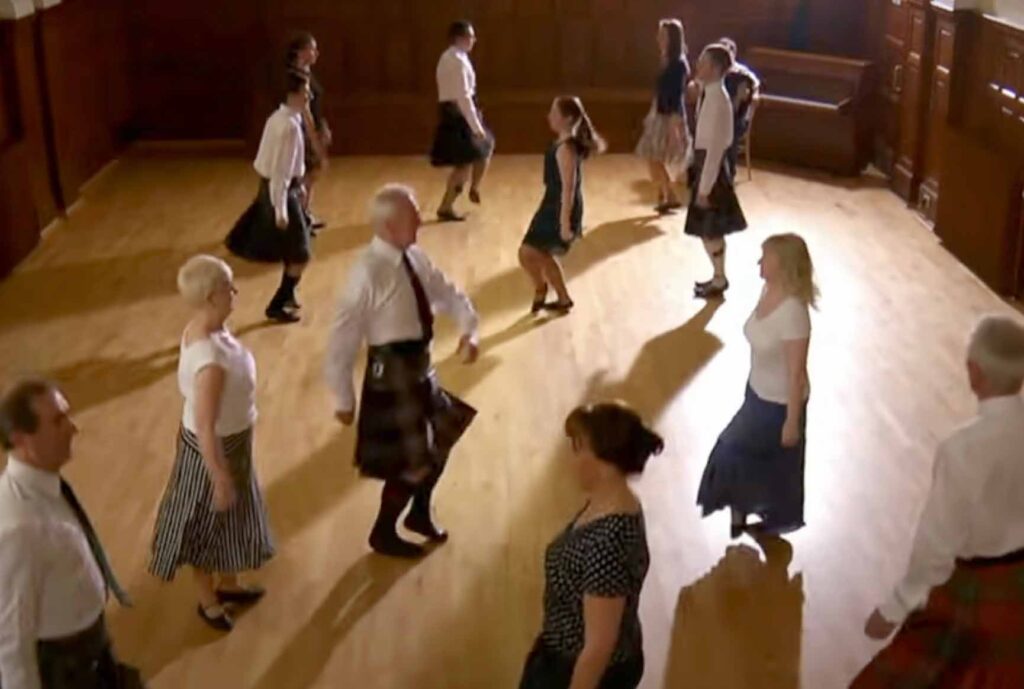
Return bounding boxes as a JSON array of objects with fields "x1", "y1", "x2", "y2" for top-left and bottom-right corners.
[{"x1": 28, "y1": 616, "x2": 144, "y2": 689}]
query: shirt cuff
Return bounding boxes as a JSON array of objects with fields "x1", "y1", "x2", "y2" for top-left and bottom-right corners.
[{"x1": 877, "y1": 594, "x2": 910, "y2": 625}]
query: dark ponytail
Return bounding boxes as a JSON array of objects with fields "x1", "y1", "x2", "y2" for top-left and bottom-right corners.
[
  {"x1": 565, "y1": 401, "x2": 664, "y2": 475},
  {"x1": 554, "y1": 96, "x2": 607, "y2": 159}
]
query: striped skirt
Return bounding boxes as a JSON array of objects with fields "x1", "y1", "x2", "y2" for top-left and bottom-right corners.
[{"x1": 149, "y1": 426, "x2": 275, "y2": 580}]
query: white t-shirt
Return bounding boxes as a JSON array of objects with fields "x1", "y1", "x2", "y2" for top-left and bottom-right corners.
[
  {"x1": 743, "y1": 296, "x2": 811, "y2": 404},
  {"x1": 179, "y1": 330, "x2": 257, "y2": 436}
]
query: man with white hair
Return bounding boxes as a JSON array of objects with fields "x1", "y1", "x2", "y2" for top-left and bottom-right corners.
[
  {"x1": 325, "y1": 185, "x2": 479, "y2": 558},
  {"x1": 852, "y1": 315, "x2": 1024, "y2": 688}
]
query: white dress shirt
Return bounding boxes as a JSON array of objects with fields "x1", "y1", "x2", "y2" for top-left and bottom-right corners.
[
  {"x1": 179, "y1": 329, "x2": 258, "y2": 437},
  {"x1": 325, "y1": 236, "x2": 479, "y2": 412},
  {"x1": 253, "y1": 104, "x2": 306, "y2": 227},
  {"x1": 879, "y1": 395, "x2": 1024, "y2": 623},
  {"x1": 694, "y1": 80, "x2": 734, "y2": 198},
  {"x1": 0, "y1": 458, "x2": 107, "y2": 689},
  {"x1": 436, "y1": 45, "x2": 486, "y2": 137}
]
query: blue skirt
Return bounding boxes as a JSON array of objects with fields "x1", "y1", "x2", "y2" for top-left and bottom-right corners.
[{"x1": 696, "y1": 385, "x2": 806, "y2": 534}]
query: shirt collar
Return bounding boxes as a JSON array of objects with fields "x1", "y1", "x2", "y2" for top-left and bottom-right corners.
[
  {"x1": 979, "y1": 394, "x2": 1023, "y2": 417},
  {"x1": 369, "y1": 235, "x2": 405, "y2": 266},
  {"x1": 6, "y1": 455, "x2": 61, "y2": 499}
]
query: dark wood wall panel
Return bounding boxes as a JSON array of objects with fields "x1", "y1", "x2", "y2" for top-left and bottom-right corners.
[
  {"x1": 40, "y1": 0, "x2": 132, "y2": 206},
  {"x1": 130, "y1": 0, "x2": 871, "y2": 153}
]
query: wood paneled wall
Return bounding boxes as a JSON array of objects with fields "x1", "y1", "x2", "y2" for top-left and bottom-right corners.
[
  {"x1": 40, "y1": 0, "x2": 132, "y2": 206},
  {"x1": 130, "y1": 0, "x2": 872, "y2": 153}
]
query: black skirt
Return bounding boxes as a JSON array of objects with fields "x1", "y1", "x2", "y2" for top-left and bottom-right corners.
[
  {"x1": 355, "y1": 341, "x2": 476, "y2": 481},
  {"x1": 224, "y1": 179, "x2": 311, "y2": 264},
  {"x1": 683, "y1": 149, "x2": 748, "y2": 239},
  {"x1": 430, "y1": 101, "x2": 495, "y2": 168},
  {"x1": 519, "y1": 640, "x2": 644, "y2": 689}
]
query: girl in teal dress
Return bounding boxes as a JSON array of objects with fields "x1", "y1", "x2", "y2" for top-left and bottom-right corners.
[{"x1": 519, "y1": 96, "x2": 606, "y2": 314}]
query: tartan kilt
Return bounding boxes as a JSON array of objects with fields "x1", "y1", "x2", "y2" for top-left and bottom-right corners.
[
  {"x1": 355, "y1": 342, "x2": 476, "y2": 481},
  {"x1": 430, "y1": 101, "x2": 495, "y2": 168},
  {"x1": 684, "y1": 149, "x2": 748, "y2": 239},
  {"x1": 851, "y1": 553, "x2": 1024, "y2": 689}
]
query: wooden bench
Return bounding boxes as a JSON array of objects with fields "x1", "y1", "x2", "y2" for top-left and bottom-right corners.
[{"x1": 745, "y1": 47, "x2": 874, "y2": 175}]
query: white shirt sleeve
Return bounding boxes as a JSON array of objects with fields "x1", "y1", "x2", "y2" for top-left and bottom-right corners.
[
  {"x1": 412, "y1": 248, "x2": 479, "y2": 345},
  {"x1": 324, "y1": 266, "x2": 370, "y2": 413},
  {"x1": 0, "y1": 529, "x2": 43, "y2": 689},
  {"x1": 270, "y1": 123, "x2": 302, "y2": 226},
  {"x1": 453, "y1": 56, "x2": 485, "y2": 137},
  {"x1": 878, "y1": 441, "x2": 967, "y2": 623},
  {"x1": 698, "y1": 92, "x2": 734, "y2": 198},
  {"x1": 778, "y1": 301, "x2": 811, "y2": 341}
]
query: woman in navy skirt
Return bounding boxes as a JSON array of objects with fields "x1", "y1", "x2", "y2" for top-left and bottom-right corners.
[
  {"x1": 697, "y1": 233, "x2": 817, "y2": 538},
  {"x1": 518, "y1": 96, "x2": 605, "y2": 314},
  {"x1": 149, "y1": 256, "x2": 275, "y2": 631},
  {"x1": 520, "y1": 402, "x2": 663, "y2": 689}
]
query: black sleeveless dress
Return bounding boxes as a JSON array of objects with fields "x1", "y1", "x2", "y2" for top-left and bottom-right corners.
[{"x1": 521, "y1": 140, "x2": 583, "y2": 256}]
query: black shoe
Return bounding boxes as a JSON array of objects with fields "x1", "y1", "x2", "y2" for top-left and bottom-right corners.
[
  {"x1": 655, "y1": 202, "x2": 676, "y2": 215},
  {"x1": 542, "y1": 299, "x2": 574, "y2": 314},
  {"x1": 284, "y1": 297, "x2": 302, "y2": 311},
  {"x1": 216, "y1": 586, "x2": 266, "y2": 606},
  {"x1": 197, "y1": 604, "x2": 234, "y2": 632},
  {"x1": 403, "y1": 513, "x2": 449, "y2": 543},
  {"x1": 468, "y1": 188, "x2": 481, "y2": 204},
  {"x1": 369, "y1": 531, "x2": 426, "y2": 559},
  {"x1": 265, "y1": 306, "x2": 301, "y2": 323},
  {"x1": 694, "y1": 279, "x2": 729, "y2": 299},
  {"x1": 437, "y1": 209, "x2": 466, "y2": 222},
  {"x1": 664, "y1": 199, "x2": 684, "y2": 210},
  {"x1": 730, "y1": 522, "x2": 747, "y2": 540}
]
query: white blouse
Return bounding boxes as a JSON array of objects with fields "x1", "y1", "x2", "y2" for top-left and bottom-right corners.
[
  {"x1": 743, "y1": 296, "x2": 811, "y2": 404},
  {"x1": 436, "y1": 45, "x2": 486, "y2": 137},
  {"x1": 179, "y1": 329, "x2": 257, "y2": 436}
]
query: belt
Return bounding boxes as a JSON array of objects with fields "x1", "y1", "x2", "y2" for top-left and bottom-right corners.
[
  {"x1": 368, "y1": 339, "x2": 430, "y2": 357},
  {"x1": 958, "y1": 546, "x2": 1024, "y2": 567}
]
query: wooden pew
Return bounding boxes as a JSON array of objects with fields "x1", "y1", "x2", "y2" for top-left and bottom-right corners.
[{"x1": 745, "y1": 47, "x2": 874, "y2": 175}]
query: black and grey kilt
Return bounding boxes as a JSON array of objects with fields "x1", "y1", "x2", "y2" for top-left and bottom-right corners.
[
  {"x1": 355, "y1": 340, "x2": 476, "y2": 482},
  {"x1": 224, "y1": 178, "x2": 311, "y2": 264},
  {"x1": 34, "y1": 616, "x2": 144, "y2": 689},
  {"x1": 430, "y1": 101, "x2": 495, "y2": 168},
  {"x1": 684, "y1": 149, "x2": 748, "y2": 239},
  {"x1": 148, "y1": 426, "x2": 275, "y2": 580}
]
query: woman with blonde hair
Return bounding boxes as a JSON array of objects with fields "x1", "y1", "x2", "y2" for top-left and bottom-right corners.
[
  {"x1": 697, "y1": 233, "x2": 817, "y2": 539},
  {"x1": 149, "y1": 255, "x2": 275, "y2": 631},
  {"x1": 634, "y1": 18, "x2": 691, "y2": 214}
]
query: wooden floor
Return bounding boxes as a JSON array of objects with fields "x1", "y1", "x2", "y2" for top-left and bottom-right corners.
[{"x1": 1, "y1": 151, "x2": 1019, "y2": 689}]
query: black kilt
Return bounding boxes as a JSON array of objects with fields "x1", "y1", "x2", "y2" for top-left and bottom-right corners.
[
  {"x1": 224, "y1": 178, "x2": 311, "y2": 264},
  {"x1": 684, "y1": 149, "x2": 748, "y2": 239},
  {"x1": 430, "y1": 101, "x2": 495, "y2": 168},
  {"x1": 355, "y1": 340, "x2": 476, "y2": 481},
  {"x1": 34, "y1": 616, "x2": 144, "y2": 689}
]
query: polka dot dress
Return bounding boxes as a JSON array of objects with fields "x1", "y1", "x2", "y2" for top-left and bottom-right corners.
[{"x1": 540, "y1": 508, "x2": 649, "y2": 664}]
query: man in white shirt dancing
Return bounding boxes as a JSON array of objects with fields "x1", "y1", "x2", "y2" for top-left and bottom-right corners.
[
  {"x1": 853, "y1": 315, "x2": 1024, "y2": 688},
  {"x1": 226, "y1": 72, "x2": 313, "y2": 324},
  {"x1": 325, "y1": 185, "x2": 480, "y2": 558},
  {"x1": 0, "y1": 379, "x2": 140, "y2": 689},
  {"x1": 684, "y1": 44, "x2": 748, "y2": 300},
  {"x1": 430, "y1": 20, "x2": 495, "y2": 222}
]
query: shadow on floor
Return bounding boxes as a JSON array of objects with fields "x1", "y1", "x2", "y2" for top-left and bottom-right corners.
[{"x1": 661, "y1": 539, "x2": 803, "y2": 689}]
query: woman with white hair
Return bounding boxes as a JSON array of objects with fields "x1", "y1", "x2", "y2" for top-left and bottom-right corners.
[
  {"x1": 325, "y1": 184, "x2": 479, "y2": 558},
  {"x1": 697, "y1": 233, "x2": 816, "y2": 539},
  {"x1": 149, "y1": 255, "x2": 274, "y2": 631},
  {"x1": 854, "y1": 315, "x2": 1024, "y2": 688}
]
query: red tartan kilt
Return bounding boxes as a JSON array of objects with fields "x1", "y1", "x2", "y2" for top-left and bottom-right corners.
[{"x1": 851, "y1": 556, "x2": 1024, "y2": 689}]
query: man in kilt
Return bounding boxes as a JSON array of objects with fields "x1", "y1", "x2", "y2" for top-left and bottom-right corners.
[
  {"x1": 325, "y1": 184, "x2": 479, "y2": 558},
  {"x1": 853, "y1": 315, "x2": 1024, "y2": 688},
  {"x1": 685, "y1": 44, "x2": 748, "y2": 300},
  {"x1": 225, "y1": 72, "x2": 313, "y2": 324},
  {"x1": 430, "y1": 20, "x2": 495, "y2": 223}
]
